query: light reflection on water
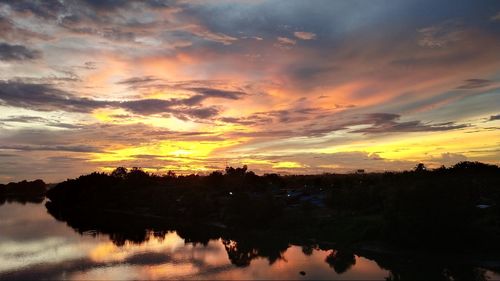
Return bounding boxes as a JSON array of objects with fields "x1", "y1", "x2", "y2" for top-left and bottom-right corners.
[{"x1": 1, "y1": 201, "x2": 499, "y2": 280}]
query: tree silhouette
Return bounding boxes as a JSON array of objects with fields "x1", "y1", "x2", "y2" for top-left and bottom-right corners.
[
  {"x1": 325, "y1": 250, "x2": 356, "y2": 274},
  {"x1": 414, "y1": 163, "x2": 426, "y2": 172},
  {"x1": 111, "y1": 167, "x2": 128, "y2": 179}
]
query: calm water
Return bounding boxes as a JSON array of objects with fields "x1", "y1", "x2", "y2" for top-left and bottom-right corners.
[{"x1": 1, "y1": 201, "x2": 499, "y2": 280}]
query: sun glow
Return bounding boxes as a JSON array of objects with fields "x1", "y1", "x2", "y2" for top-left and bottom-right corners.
[
  {"x1": 90, "y1": 139, "x2": 239, "y2": 162},
  {"x1": 272, "y1": 161, "x2": 304, "y2": 169}
]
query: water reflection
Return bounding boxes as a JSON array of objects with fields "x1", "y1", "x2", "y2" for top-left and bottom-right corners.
[{"x1": 1, "y1": 201, "x2": 499, "y2": 280}]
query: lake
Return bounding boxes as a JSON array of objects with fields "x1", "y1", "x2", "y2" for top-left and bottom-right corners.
[{"x1": 1, "y1": 201, "x2": 499, "y2": 280}]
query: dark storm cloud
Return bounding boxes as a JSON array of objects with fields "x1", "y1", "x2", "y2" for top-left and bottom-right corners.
[
  {"x1": 187, "y1": 87, "x2": 246, "y2": 100},
  {"x1": 0, "y1": 81, "x2": 240, "y2": 120},
  {"x1": 116, "y1": 76, "x2": 171, "y2": 91},
  {"x1": 116, "y1": 77, "x2": 248, "y2": 100},
  {"x1": 218, "y1": 109, "x2": 467, "y2": 140},
  {"x1": 289, "y1": 64, "x2": 339, "y2": 81},
  {"x1": 352, "y1": 113, "x2": 467, "y2": 134},
  {"x1": 179, "y1": 94, "x2": 206, "y2": 106},
  {"x1": 305, "y1": 113, "x2": 465, "y2": 136},
  {"x1": 0, "y1": 81, "x2": 103, "y2": 112},
  {"x1": 0, "y1": 116, "x2": 46, "y2": 123},
  {"x1": 120, "y1": 98, "x2": 224, "y2": 118},
  {"x1": 58, "y1": 23, "x2": 138, "y2": 42},
  {"x1": 0, "y1": 0, "x2": 182, "y2": 46},
  {"x1": 80, "y1": 0, "x2": 132, "y2": 10},
  {"x1": 101, "y1": 27, "x2": 136, "y2": 41},
  {"x1": 78, "y1": 0, "x2": 176, "y2": 11},
  {"x1": 0, "y1": 43, "x2": 41, "y2": 61},
  {"x1": 219, "y1": 117, "x2": 264, "y2": 126},
  {"x1": 0, "y1": 115, "x2": 82, "y2": 129},
  {"x1": 0, "y1": 0, "x2": 66, "y2": 20},
  {"x1": 456, "y1": 79, "x2": 493, "y2": 89},
  {"x1": 220, "y1": 112, "x2": 286, "y2": 126},
  {"x1": 116, "y1": 76, "x2": 161, "y2": 86},
  {"x1": 0, "y1": 144, "x2": 102, "y2": 153},
  {"x1": 180, "y1": 106, "x2": 220, "y2": 119},
  {"x1": 0, "y1": 16, "x2": 52, "y2": 41},
  {"x1": 219, "y1": 106, "x2": 352, "y2": 129},
  {"x1": 363, "y1": 113, "x2": 401, "y2": 124},
  {"x1": 489, "y1": 114, "x2": 500, "y2": 121},
  {"x1": 0, "y1": 0, "x2": 172, "y2": 19},
  {"x1": 120, "y1": 99, "x2": 174, "y2": 115}
]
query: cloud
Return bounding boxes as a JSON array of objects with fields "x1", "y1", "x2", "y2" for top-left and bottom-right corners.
[
  {"x1": 417, "y1": 20, "x2": 464, "y2": 48},
  {"x1": 241, "y1": 151, "x2": 417, "y2": 174},
  {"x1": 189, "y1": 27, "x2": 238, "y2": 45},
  {"x1": 293, "y1": 31, "x2": 316, "y2": 40},
  {"x1": 119, "y1": 98, "x2": 221, "y2": 119},
  {"x1": 120, "y1": 100, "x2": 220, "y2": 119},
  {"x1": 456, "y1": 79, "x2": 492, "y2": 90},
  {"x1": 0, "y1": 81, "x2": 243, "y2": 120},
  {"x1": 179, "y1": 106, "x2": 219, "y2": 119},
  {"x1": 488, "y1": 114, "x2": 500, "y2": 121},
  {"x1": 352, "y1": 113, "x2": 467, "y2": 134},
  {"x1": 0, "y1": 81, "x2": 102, "y2": 112},
  {"x1": 59, "y1": 24, "x2": 138, "y2": 43},
  {"x1": 491, "y1": 12, "x2": 500, "y2": 21},
  {"x1": 241, "y1": 36, "x2": 263, "y2": 41},
  {"x1": 116, "y1": 77, "x2": 249, "y2": 100},
  {"x1": 0, "y1": 115, "x2": 81, "y2": 129},
  {"x1": 427, "y1": 152, "x2": 467, "y2": 167},
  {"x1": 0, "y1": 144, "x2": 102, "y2": 153},
  {"x1": 221, "y1": 111, "x2": 467, "y2": 139},
  {"x1": 79, "y1": 0, "x2": 133, "y2": 10},
  {"x1": 0, "y1": 0, "x2": 66, "y2": 20},
  {"x1": 0, "y1": 0, "x2": 179, "y2": 46},
  {"x1": 116, "y1": 76, "x2": 160, "y2": 86},
  {"x1": 0, "y1": 43, "x2": 41, "y2": 61},
  {"x1": 0, "y1": 0, "x2": 499, "y2": 180},
  {"x1": 119, "y1": 99, "x2": 174, "y2": 115},
  {"x1": 275, "y1": 36, "x2": 296, "y2": 49},
  {"x1": 0, "y1": 122, "x2": 225, "y2": 151},
  {"x1": 219, "y1": 117, "x2": 259, "y2": 126},
  {"x1": 277, "y1": 37, "x2": 296, "y2": 45},
  {"x1": 187, "y1": 87, "x2": 246, "y2": 100},
  {"x1": 0, "y1": 116, "x2": 47, "y2": 123},
  {"x1": 289, "y1": 64, "x2": 338, "y2": 81},
  {"x1": 0, "y1": 17, "x2": 52, "y2": 41}
]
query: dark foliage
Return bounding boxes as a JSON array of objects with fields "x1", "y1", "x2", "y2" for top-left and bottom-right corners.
[
  {"x1": 44, "y1": 161, "x2": 500, "y2": 252},
  {"x1": 0, "y1": 179, "x2": 46, "y2": 205}
]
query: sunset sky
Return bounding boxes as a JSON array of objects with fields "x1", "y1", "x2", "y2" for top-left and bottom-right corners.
[{"x1": 0, "y1": 0, "x2": 499, "y2": 182}]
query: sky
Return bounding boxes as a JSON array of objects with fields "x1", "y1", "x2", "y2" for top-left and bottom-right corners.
[{"x1": 0, "y1": 0, "x2": 499, "y2": 183}]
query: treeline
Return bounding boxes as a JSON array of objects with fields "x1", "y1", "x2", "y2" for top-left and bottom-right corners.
[
  {"x1": 324, "y1": 161, "x2": 500, "y2": 248},
  {"x1": 46, "y1": 166, "x2": 285, "y2": 227},
  {"x1": 0, "y1": 179, "x2": 46, "y2": 205},
  {"x1": 45, "y1": 161, "x2": 500, "y2": 250}
]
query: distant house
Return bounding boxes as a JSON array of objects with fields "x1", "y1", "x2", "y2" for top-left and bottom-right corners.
[
  {"x1": 476, "y1": 197, "x2": 494, "y2": 209},
  {"x1": 277, "y1": 188, "x2": 326, "y2": 208},
  {"x1": 356, "y1": 169, "x2": 365, "y2": 174},
  {"x1": 299, "y1": 193, "x2": 326, "y2": 208},
  {"x1": 476, "y1": 204, "x2": 491, "y2": 209}
]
